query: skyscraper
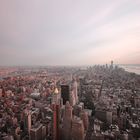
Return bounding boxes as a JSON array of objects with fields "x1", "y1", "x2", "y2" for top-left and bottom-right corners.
[
  {"x1": 52, "y1": 87, "x2": 60, "y2": 105},
  {"x1": 72, "y1": 80, "x2": 78, "y2": 104},
  {"x1": 71, "y1": 117, "x2": 85, "y2": 140},
  {"x1": 70, "y1": 90, "x2": 76, "y2": 106},
  {"x1": 62, "y1": 101, "x2": 73, "y2": 140},
  {"x1": 52, "y1": 104, "x2": 60, "y2": 140},
  {"x1": 61, "y1": 85, "x2": 70, "y2": 105},
  {"x1": 52, "y1": 88, "x2": 60, "y2": 140},
  {"x1": 24, "y1": 110, "x2": 31, "y2": 134},
  {"x1": 80, "y1": 110, "x2": 89, "y2": 130},
  {"x1": 30, "y1": 123, "x2": 43, "y2": 140},
  {"x1": 110, "y1": 60, "x2": 114, "y2": 69}
]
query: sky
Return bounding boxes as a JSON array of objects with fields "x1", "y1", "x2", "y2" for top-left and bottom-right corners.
[{"x1": 0, "y1": 0, "x2": 140, "y2": 66}]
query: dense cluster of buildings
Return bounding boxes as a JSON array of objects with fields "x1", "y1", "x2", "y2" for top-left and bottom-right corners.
[{"x1": 0, "y1": 64, "x2": 140, "y2": 140}]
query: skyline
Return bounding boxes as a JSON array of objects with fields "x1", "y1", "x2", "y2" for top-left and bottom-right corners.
[{"x1": 0, "y1": 0, "x2": 140, "y2": 66}]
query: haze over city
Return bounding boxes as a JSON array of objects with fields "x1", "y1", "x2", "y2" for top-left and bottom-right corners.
[
  {"x1": 0, "y1": 0, "x2": 140, "y2": 66},
  {"x1": 1, "y1": 1, "x2": 140, "y2": 140}
]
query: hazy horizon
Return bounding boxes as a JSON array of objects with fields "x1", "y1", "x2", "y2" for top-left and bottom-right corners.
[{"x1": 0, "y1": 0, "x2": 140, "y2": 66}]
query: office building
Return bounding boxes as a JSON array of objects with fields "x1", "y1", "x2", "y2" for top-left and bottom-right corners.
[
  {"x1": 30, "y1": 123, "x2": 43, "y2": 140},
  {"x1": 71, "y1": 117, "x2": 85, "y2": 140},
  {"x1": 61, "y1": 85, "x2": 70, "y2": 105},
  {"x1": 52, "y1": 104, "x2": 60, "y2": 140}
]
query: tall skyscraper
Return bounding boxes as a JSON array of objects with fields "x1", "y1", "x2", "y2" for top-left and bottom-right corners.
[
  {"x1": 61, "y1": 85, "x2": 70, "y2": 105},
  {"x1": 110, "y1": 60, "x2": 114, "y2": 69},
  {"x1": 71, "y1": 117, "x2": 85, "y2": 140},
  {"x1": 70, "y1": 90, "x2": 76, "y2": 106},
  {"x1": 63, "y1": 101, "x2": 73, "y2": 140},
  {"x1": 52, "y1": 87, "x2": 60, "y2": 105},
  {"x1": 80, "y1": 110, "x2": 89, "y2": 130},
  {"x1": 52, "y1": 88, "x2": 60, "y2": 140},
  {"x1": 24, "y1": 110, "x2": 31, "y2": 134},
  {"x1": 72, "y1": 80, "x2": 78, "y2": 104},
  {"x1": 52, "y1": 104, "x2": 60, "y2": 140}
]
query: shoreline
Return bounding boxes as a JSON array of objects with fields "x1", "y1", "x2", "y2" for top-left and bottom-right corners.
[{"x1": 120, "y1": 65, "x2": 140, "y2": 75}]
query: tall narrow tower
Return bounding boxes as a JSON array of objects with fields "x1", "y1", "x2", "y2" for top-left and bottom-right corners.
[
  {"x1": 52, "y1": 88, "x2": 60, "y2": 140},
  {"x1": 72, "y1": 79, "x2": 78, "y2": 104},
  {"x1": 63, "y1": 101, "x2": 73, "y2": 140},
  {"x1": 52, "y1": 87, "x2": 60, "y2": 105},
  {"x1": 53, "y1": 104, "x2": 60, "y2": 140},
  {"x1": 110, "y1": 60, "x2": 114, "y2": 69},
  {"x1": 24, "y1": 110, "x2": 31, "y2": 134}
]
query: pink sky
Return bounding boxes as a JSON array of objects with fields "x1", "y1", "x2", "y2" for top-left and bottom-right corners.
[{"x1": 0, "y1": 0, "x2": 140, "y2": 65}]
